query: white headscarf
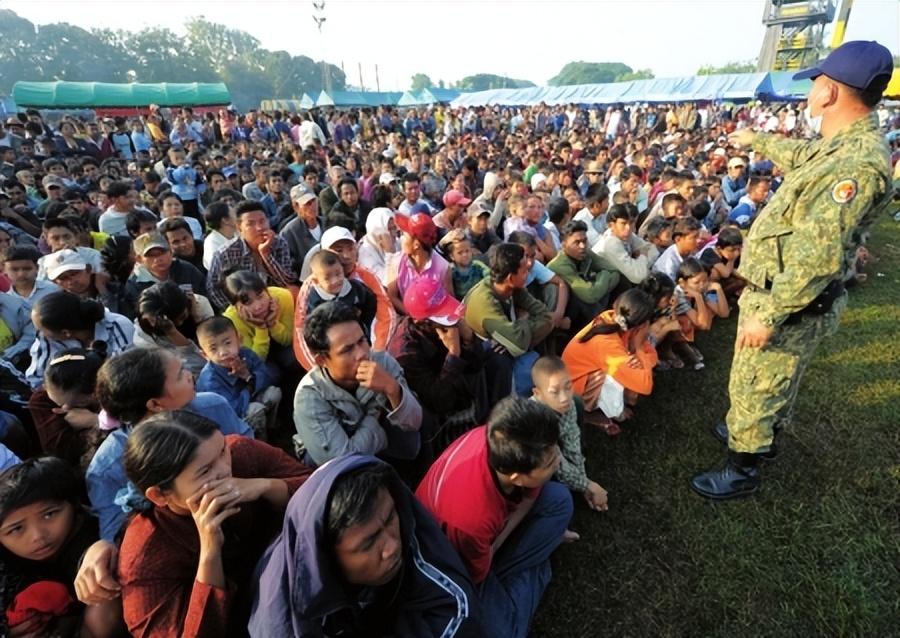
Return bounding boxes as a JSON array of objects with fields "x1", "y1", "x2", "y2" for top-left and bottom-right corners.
[{"x1": 365, "y1": 207, "x2": 395, "y2": 241}]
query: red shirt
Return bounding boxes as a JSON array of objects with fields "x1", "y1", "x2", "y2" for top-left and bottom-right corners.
[
  {"x1": 415, "y1": 426, "x2": 538, "y2": 584},
  {"x1": 118, "y1": 436, "x2": 312, "y2": 638}
]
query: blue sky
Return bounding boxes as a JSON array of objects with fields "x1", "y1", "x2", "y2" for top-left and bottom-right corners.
[{"x1": 5, "y1": 0, "x2": 898, "y2": 89}]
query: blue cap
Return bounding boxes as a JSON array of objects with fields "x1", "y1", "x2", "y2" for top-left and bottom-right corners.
[
  {"x1": 222, "y1": 166, "x2": 237, "y2": 178},
  {"x1": 793, "y1": 40, "x2": 894, "y2": 90}
]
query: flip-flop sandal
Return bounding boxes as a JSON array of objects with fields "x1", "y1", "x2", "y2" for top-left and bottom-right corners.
[
  {"x1": 668, "y1": 356, "x2": 685, "y2": 369},
  {"x1": 585, "y1": 413, "x2": 622, "y2": 436}
]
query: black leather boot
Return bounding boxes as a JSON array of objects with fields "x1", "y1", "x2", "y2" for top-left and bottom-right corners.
[
  {"x1": 712, "y1": 422, "x2": 779, "y2": 461},
  {"x1": 690, "y1": 451, "x2": 761, "y2": 500}
]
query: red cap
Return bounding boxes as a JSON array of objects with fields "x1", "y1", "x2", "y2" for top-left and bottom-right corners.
[
  {"x1": 395, "y1": 213, "x2": 438, "y2": 248},
  {"x1": 442, "y1": 189, "x2": 472, "y2": 208},
  {"x1": 404, "y1": 278, "x2": 464, "y2": 326}
]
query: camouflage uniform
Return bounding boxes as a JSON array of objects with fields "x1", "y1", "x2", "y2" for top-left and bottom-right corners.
[{"x1": 726, "y1": 114, "x2": 892, "y2": 454}]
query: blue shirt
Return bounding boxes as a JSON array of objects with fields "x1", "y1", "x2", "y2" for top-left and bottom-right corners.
[
  {"x1": 86, "y1": 392, "x2": 254, "y2": 542},
  {"x1": 196, "y1": 347, "x2": 271, "y2": 417}
]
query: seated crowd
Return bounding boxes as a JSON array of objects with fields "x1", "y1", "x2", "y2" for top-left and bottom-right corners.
[{"x1": 0, "y1": 99, "x2": 859, "y2": 637}]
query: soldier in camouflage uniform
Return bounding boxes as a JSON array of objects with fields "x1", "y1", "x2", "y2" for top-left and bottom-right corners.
[{"x1": 691, "y1": 41, "x2": 894, "y2": 500}]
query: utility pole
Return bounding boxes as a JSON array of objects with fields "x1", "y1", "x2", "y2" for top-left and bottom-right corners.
[
  {"x1": 375, "y1": 64, "x2": 381, "y2": 92},
  {"x1": 358, "y1": 62, "x2": 364, "y2": 92}
]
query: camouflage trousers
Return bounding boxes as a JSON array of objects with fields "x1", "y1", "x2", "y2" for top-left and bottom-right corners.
[{"x1": 726, "y1": 293, "x2": 846, "y2": 454}]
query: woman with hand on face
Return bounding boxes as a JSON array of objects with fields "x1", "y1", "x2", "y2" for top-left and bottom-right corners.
[{"x1": 117, "y1": 411, "x2": 312, "y2": 637}]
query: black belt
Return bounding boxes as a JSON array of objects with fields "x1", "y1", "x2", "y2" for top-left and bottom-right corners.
[{"x1": 783, "y1": 280, "x2": 845, "y2": 325}]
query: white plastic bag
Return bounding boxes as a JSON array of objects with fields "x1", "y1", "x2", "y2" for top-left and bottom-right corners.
[{"x1": 596, "y1": 374, "x2": 625, "y2": 419}]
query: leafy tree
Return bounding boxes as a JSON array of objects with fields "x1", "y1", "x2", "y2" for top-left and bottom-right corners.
[
  {"x1": 697, "y1": 60, "x2": 757, "y2": 75},
  {"x1": 410, "y1": 73, "x2": 433, "y2": 91},
  {"x1": 616, "y1": 69, "x2": 655, "y2": 82},
  {"x1": 456, "y1": 74, "x2": 535, "y2": 91},
  {"x1": 549, "y1": 62, "x2": 633, "y2": 86}
]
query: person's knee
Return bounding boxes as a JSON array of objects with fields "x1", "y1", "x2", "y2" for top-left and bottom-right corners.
[{"x1": 539, "y1": 481, "x2": 574, "y2": 522}]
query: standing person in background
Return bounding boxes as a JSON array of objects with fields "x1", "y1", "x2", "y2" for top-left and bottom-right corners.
[{"x1": 691, "y1": 41, "x2": 894, "y2": 500}]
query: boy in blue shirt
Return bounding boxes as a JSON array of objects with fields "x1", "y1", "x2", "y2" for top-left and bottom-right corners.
[{"x1": 196, "y1": 316, "x2": 281, "y2": 438}]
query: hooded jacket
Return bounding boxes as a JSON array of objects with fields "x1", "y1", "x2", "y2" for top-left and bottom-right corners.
[{"x1": 248, "y1": 455, "x2": 481, "y2": 638}]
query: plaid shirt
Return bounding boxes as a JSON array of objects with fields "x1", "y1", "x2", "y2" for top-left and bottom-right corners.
[{"x1": 206, "y1": 236, "x2": 297, "y2": 310}]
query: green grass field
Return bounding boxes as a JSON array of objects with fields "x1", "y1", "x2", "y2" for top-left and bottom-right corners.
[{"x1": 530, "y1": 217, "x2": 900, "y2": 638}]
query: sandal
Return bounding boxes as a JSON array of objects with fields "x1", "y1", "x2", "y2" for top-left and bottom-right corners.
[{"x1": 585, "y1": 412, "x2": 622, "y2": 436}]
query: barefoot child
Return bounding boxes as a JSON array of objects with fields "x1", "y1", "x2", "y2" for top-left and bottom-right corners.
[{"x1": 531, "y1": 356, "x2": 608, "y2": 512}]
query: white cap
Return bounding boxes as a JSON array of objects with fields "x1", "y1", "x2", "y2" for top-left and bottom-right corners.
[
  {"x1": 530, "y1": 172, "x2": 547, "y2": 190},
  {"x1": 379, "y1": 172, "x2": 398, "y2": 185},
  {"x1": 320, "y1": 226, "x2": 356, "y2": 249},
  {"x1": 47, "y1": 249, "x2": 88, "y2": 280}
]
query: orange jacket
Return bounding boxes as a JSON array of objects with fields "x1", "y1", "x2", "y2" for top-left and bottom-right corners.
[
  {"x1": 562, "y1": 311, "x2": 658, "y2": 397},
  {"x1": 292, "y1": 265, "x2": 398, "y2": 371}
]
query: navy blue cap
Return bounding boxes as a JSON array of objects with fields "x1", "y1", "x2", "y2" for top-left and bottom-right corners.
[{"x1": 793, "y1": 40, "x2": 894, "y2": 90}]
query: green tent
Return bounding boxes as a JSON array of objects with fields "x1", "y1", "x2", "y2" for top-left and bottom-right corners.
[{"x1": 12, "y1": 81, "x2": 231, "y2": 109}]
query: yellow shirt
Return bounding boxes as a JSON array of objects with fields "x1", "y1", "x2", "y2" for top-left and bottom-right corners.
[
  {"x1": 90, "y1": 231, "x2": 110, "y2": 252},
  {"x1": 223, "y1": 286, "x2": 294, "y2": 360}
]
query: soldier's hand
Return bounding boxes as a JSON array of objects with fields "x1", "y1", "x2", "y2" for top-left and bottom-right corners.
[
  {"x1": 737, "y1": 316, "x2": 773, "y2": 349},
  {"x1": 728, "y1": 129, "x2": 757, "y2": 149}
]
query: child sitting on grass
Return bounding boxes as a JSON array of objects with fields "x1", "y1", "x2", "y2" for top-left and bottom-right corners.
[
  {"x1": 196, "y1": 316, "x2": 281, "y2": 439},
  {"x1": 531, "y1": 356, "x2": 608, "y2": 512},
  {"x1": 672, "y1": 258, "x2": 730, "y2": 370},
  {"x1": 438, "y1": 229, "x2": 490, "y2": 299},
  {"x1": 697, "y1": 226, "x2": 745, "y2": 303}
]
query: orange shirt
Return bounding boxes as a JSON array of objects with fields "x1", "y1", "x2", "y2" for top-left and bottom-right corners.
[{"x1": 562, "y1": 310, "x2": 658, "y2": 397}]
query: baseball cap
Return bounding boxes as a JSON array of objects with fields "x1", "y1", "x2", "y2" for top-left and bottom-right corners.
[
  {"x1": 133, "y1": 232, "x2": 170, "y2": 256},
  {"x1": 320, "y1": 226, "x2": 356, "y2": 249},
  {"x1": 379, "y1": 172, "x2": 398, "y2": 185},
  {"x1": 42, "y1": 175, "x2": 66, "y2": 190},
  {"x1": 290, "y1": 184, "x2": 317, "y2": 205},
  {"x1": 727, "y1": 157, "x2": 746, "y2": 169},
  {"x1": 793, "y1": 40, "x2": 893, "y2": 90},
  {"x1": 395, "y1": 213, "x2": 438, "y2": 247},
  {"x1": 404, "y1": 277, "x2": 464, "y2": 326},
  {"x1": 47, "y1": 249, "x2": 88, "y2": 280},
  {"x1": 583, "y1": 160, "x2": 603, "y2": 174},
  {"x1": 467, "y1": 201, "x2": 492, "y2": 218},
  {"x1": 222, "y1": 166, "x2": 237, "y2": 178},
  {"x1": 442, "y1": 190, "x2": 472, "y2": 208}
]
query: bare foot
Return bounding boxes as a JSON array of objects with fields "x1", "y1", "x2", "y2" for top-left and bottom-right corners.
[{"x1": 562, "y1": 529, "x2": 581, "y2": 543}]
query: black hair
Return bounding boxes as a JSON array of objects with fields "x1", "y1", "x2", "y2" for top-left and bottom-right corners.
[
  {"x1": 716, "y1": 227, "x2": 744, "y2": 248},
  {"x1": 644, "y1": 216, "x2": 674, "y2": 242},
  {"x1": 326, "y1": 463, "x2": 394, "y2": 543},
  {"x1": 124, "y1": 411, "x2": 219, "y2": 493},
  {"x1": 126, "y1": 209, "x2": 159, "y2": 238},
  {"x1": 847, "y1": 76, "x2": 890, "y2": 109},
  {"x1": 43, "y1": 216, "x2": 76, "y2": 233},
  {"x1": 487, "y1": 397, "x2": 559, "y2": 475},
  {"x1": 690, "y1": 199, "x2": 711, "y2": 221},
  {"x1": 196, "y1": 315, "x2": 237, "y2": 342},
  {"x1": 137, "y1": 281, "x2": 191, "y2": 337},
  {"x1": 310, "y1": 249, "x2": 342, "y2": 271},
  {"x1": 44, "y1": 347, "x2": 106, "y2": 398},
  {"x1": 157, "y1": 190, "x2": 182, "y2": 207},
  {"x1": 607, "y1": 203, "x2": 637, "y2": 224},
  {"x1": 303, "y1": 301, "x2": 362, "y2": 356},
  {"x1": 34, "y1": 292, "x2": 104, "y2": 333},
  {"x1": 267, "y1": 168, "x2": 284, "y2": 182},
  {"x1": 560, "y1": 219, "x2": 588, "y2": 240},
  {"x1": 402, "y1": 172, "x2": 420, "y2": 185},
  {"x1": 672, "y1": 217, "x2": 701, "y2": 239},
  {"x1": 211, "y1": 188, "x2": 243, "y2": 204},
  {"x1": 619, "y1": 164, "x2": 643, "y2": 181},
  {"x1": 100, "y1": 234, "x2": 134, "y2": 284},
  {"x1": 337, "y1": 176, "x2": 358, "y2": 192},
  {"x1": 547, "y1": 197, "x2": 569, "y2": 225},
  {"x1": 2, "y1": 245, "x2": 40, "y2": 264},
  {"x1": 661, "y1": 192, "x2": 686, "y2": 211},
  {"x1": 96, "y1": 348, "x2": 170, "y2": 424},
  {"x1": 159, "y1": 217, "x2": 193, "y2": 236},
  {"x1": 506, "y1": 230, "x2": 536, "y2": 248},
  {"x1": 204, "y1": 202, "x2": 232, "y2": 231},
  {"x1": 489, "y1": 243, "x2": 525, "y2": 284},
  {"x1": 676, "y1": 257, "x2": 707, "y2": 282},
  {"x1": 142, "y1": 169, "x2": 161, "y2": 184},
  {"x1": 639, "y1": 271, "x2": 676, "y2": 304},
  {"x1": 223, "y1": 270, "x2": 267, "y2": 306},
  {"x1": 578, "y1": 288, "x2": 655, "y2": 342},
  {"x1": 0, "y1": 458, "x2": 82, "y2": 526},
  {"x1": 105, "y1": 180, "x2": 132, "y2": 199},
  {"x1": 234, "y1": 199, "x2": 267, "y2": 219}
]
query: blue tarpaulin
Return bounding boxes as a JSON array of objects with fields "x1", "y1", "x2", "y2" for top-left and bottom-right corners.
[{"x1": 450, "y1": 72, "x2": 806, "y2": 107}]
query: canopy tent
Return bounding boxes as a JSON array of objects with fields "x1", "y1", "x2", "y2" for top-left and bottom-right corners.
[
  {"x1": 12, "y1": 81, "x2": 231, "y2": 109},
  {"x1": 260, "y1": 95, "x2": 315, "y2": 112},
  {"x1": 315, "y1": 90, "x2": 403, "y2": 107},
  {"x1": 397, "y1": 88, "x2": 459, "y2": 106},
  {"x1": 450, "y1": 72, "x2": 813, "y2": 108}
]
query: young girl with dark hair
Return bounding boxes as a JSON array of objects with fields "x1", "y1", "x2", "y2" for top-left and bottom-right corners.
[
  {"x1": 133, "y1": 281, "x2": 211, "y2": 376},
  {"x1": 25, "y1": 292, "x2": 133, "y2": 389},
  {"x1": 562, "y1": 289, "x2": 678, "y2": 433},
  {"x1": 117, "y1": 411, "x2": 311, "y2": 637},
  {"x1": 0, "y1": 458, "x2": 124, "y2": 638},
  {"x1": 27, "y1": 347, "x2": 108, "y2": 470},
  {"x1": 222, "y1": 270, "x2": 295, "y2": 366}
]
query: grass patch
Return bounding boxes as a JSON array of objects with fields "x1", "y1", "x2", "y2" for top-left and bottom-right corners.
[{"x1": 530, "y1": 217, "x2": 900, "y2": 638}]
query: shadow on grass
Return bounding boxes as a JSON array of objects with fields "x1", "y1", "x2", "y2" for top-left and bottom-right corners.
[{"x1": 530, "y1": 219, "x2": 900, "y2": 638}]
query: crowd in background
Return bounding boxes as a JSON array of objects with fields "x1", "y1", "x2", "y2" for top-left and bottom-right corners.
[{"x1": 0, "y1": 96, "x2": 897, "y2": 637}]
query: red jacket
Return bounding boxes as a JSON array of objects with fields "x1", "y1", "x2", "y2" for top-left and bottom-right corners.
[{"x1": 118, "y1": 436, "x2": 312, "y2": 638}]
